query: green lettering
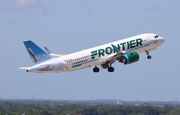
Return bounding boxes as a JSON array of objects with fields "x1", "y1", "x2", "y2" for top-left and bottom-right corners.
[
  {"x1": 91, "y1": 38, "x2": 143, "y2": 58},
  {"x1": 136, "y1": 38, "x2": 143, "y2": 47},
  {"x1": 98, "y1": 49, "x2": 105, "y2": 57},
  {"x1": 117, "y1": 44, "x2": 121, "y2": 50},
  {"x1": 120, "y1": 42, "x2": 126, "y2": 50},
  {"x1": 130, "y1": 40, "x2": 136, "y2": 48},
  {"x1": 105, "y1": 47, "x2": 113, "y2": 55},
  {"x1": 113, "y1": 44, "x2": 121, "y2": 53},
  {"x1": 91, "y1": 50, "x2": 97, "y2": 59},
  {"x1": 127, "y1": 42, "x2": 130, "y2": 49}
]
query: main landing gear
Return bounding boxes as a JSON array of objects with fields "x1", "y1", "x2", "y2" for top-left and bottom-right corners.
[
  {"x1": 93, "y1": 66, "x2": 100, "y2": 73},
  {"x1": 108, "y1": 66, "x2": 114, "y2": 72},
  {"x1": 93, "y1": 66, "x2": 115, "y2": 73},
  {"x1": 146, "y1": 51, "x2": 152, "y2": 59}
]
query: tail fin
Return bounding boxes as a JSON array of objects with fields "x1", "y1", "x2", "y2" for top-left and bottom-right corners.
[{"x1": 23, "y1": 40, "x2": 52, "y2": 64}]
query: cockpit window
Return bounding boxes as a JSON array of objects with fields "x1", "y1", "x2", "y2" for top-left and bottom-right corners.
[{"x1": 154, "y1": 35, "x2": 158, "y2": 38}]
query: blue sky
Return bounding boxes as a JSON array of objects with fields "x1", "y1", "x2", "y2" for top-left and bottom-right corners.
[{"x1": 0, "y1": 0, "x2": 179, "y2": 101}]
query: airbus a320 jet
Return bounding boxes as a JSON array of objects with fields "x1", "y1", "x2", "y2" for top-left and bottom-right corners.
[{"x1": 19, "y1": 33, "x2": 165, "y2": 73}]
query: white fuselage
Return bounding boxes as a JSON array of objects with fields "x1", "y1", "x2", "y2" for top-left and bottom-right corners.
[{"x1": 27, "y1": 33, "x2": 165, "y2": 73}]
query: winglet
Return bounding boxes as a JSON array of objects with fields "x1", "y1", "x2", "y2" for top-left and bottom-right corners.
[
  {"x1": 44, "y1": 47, "x2": 52, "y2": 54},
  {"x1": 44, "y1": 47, "x2": 66, "y2": 57},
  {"x1": 111, "y1": 44, "x2": 119, "y2": 53}
]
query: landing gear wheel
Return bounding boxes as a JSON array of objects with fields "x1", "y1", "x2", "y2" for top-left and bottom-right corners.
[
  {"x1": 146, "y1": 51, "x2": 152, "y2": 59},
  {"x1": 108, "y1": 67, "x2": 114, "y2": 72},
  {"x1": 147, "y1": 55, "x2": 152, "y2": 59},
  {"x1": 93, "y1": 67, "x2": 100, "y2": 73}
]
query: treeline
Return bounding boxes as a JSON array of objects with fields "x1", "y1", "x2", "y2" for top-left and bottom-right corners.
[{"x1": 0, "y1": 101, "x2": 180, "y2": 115}]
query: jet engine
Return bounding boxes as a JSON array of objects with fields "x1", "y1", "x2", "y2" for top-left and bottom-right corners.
[{"x1": 121, "y1": 52, "x2": 139, "y2": 64}]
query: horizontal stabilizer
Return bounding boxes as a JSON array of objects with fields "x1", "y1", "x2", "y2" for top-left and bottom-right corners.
[{"x1": 19, "y1": 67, "x2": 30, "y2": 70}]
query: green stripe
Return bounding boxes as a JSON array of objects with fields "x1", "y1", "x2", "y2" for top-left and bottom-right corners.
[
  {"x1": 72, "y1": 59, "x2": 100, "y2": 68},
  {"x1": 72, "y1": 64, "x2": 82, "y2": 68},
  {"x1": 80, "y1": 59, "x2": 99, "y2": 65}
]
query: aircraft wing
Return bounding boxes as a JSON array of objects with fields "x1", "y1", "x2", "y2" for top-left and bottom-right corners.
[{"x1": 100, "y1": 44, "x2": 124, "y2": 66}]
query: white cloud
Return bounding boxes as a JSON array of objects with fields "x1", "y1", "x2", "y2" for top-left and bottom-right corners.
[
  {"x1": 0, "y1": 0, "x2": 50, "y2": 16},
  {"x1": 14, "y1": 0, "x2": 38, "y2": 9}
]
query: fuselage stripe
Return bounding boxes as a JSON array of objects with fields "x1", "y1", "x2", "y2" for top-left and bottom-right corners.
[{"x1": 72, "y1": 59, "x2": 99, "y2": 68}]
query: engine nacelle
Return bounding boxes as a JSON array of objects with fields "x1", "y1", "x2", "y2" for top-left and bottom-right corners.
[{"x1": 123, "y1": 52, "x2": 139, "y2": 64}]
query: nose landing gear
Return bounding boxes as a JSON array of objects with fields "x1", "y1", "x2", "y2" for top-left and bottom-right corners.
[{"x1": 146, "y1": 51, "x2": 152, "y2": 59}]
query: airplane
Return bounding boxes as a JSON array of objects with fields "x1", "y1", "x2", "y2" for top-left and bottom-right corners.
[{"x1": 19, "y1": 33, "x2": 165, "y2": 73}]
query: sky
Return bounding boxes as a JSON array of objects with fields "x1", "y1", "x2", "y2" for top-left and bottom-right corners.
[{"x1": 0, "y1": 0, "x2": 179, "y2": 101}]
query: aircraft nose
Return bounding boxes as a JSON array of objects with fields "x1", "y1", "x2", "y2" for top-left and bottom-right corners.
[{"x1": 159, "y1": 37, "x2": 165, "y2": 44}]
